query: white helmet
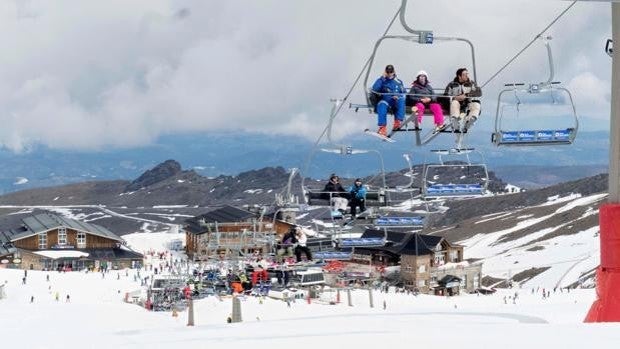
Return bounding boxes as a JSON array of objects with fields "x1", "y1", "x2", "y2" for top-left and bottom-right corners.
[{"x1": 416, "y1": 70, "x2": 428, "y2": 78}]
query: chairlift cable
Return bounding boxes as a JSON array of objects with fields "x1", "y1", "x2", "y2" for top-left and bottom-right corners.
[
  {"x1": 316, "y1": 7, "x2": 401, "y2": 146},
  {"x1": 480, "y1": 0, "x2": 578, "y2": 89},
  {"x1": 301, "y1": 7, "x2": 401, "y2": 186}
]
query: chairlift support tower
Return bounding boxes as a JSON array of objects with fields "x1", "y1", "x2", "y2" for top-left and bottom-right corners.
[{"x1": 581, "y1": 0, "x2": 620, "y2": 323}]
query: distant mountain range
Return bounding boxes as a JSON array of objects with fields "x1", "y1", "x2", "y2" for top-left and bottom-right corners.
[{"x1": 0, "y1": 128, "x2": 610, "y2": 194}]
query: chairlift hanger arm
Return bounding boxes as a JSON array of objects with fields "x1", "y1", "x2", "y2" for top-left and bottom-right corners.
[
  {"x1": 363, "y1": 35, "x2": 478, "y2": 101},
  {"x1": 481, "y1": 1, "x2": 578, "y2": 88},
  {"x1": 398, "y1": 0, "x2": 478, "y2": 80}
]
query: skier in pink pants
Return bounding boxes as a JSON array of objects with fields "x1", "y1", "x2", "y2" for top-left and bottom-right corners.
[{"x1": 409, "y1": 70, "x2": 445, "y2": 131}]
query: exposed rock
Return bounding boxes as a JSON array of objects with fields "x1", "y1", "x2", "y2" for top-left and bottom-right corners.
[{"x1": 125, "y1": 160, "x2": 182, "y2": 192}]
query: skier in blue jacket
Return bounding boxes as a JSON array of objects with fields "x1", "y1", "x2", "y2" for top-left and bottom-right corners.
[
  {"x1": 348, "y1": 178, "x2": 367, "y2": 218},
  {"x1": 371, "y1": 64, "x2": 406, "y2": 136}
]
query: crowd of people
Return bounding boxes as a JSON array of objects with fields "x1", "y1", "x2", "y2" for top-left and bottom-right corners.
[{"x1": 371, "y1": 64, "x2": 482, "y2": 136}]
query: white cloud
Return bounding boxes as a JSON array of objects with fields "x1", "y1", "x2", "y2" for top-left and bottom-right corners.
[
  {"x1": 0, "y1": 0, "x2": 612, "y2": 151},
  {"x1": 566, "y1": 72, "x2": 611, "y2": 118}
]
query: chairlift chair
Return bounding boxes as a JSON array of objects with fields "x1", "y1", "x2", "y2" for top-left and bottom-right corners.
[
  {"x1": 422, "y1": 148, "x2": 489, "y2": 199},
  {"x1": 491, "y1": 37, "x2": 579, "y2": 146},
  {"x1": 301, "y1": 145, "x2": 389, "y2": 208},
  {"x1": 347, "y1": 0, "x2": 480, "y2": 144}
]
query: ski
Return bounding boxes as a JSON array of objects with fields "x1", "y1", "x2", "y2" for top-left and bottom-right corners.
[{"x1": 364, "y1": 129, "x2": 396, "y2": 143}]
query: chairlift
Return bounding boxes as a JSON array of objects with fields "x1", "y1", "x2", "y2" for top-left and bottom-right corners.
[
  {"x1": 381, "y1": 153, "x2": 441, "y2": 216},
  {"x1": 383, "y1": 154, "x2": 421, "y2": 193},
  {"x1": 491, "y1": 36, "x2": 579, "y2": 146},
  {"x1": 301, "y1": 145, "x2": 389, "y2": 208},
  {"x1": 422, "y1": 148, "x2": 489, "y2": 199},
  {"x1": 347, "y1": 0, "x2": 480, "y2": 144}
]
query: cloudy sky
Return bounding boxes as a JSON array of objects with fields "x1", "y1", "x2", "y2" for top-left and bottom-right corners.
[{"x1": 0, "y1": 0, "x2": 612, "y2": 152}]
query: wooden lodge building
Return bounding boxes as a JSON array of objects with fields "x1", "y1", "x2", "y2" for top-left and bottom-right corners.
[
  {"x1": 352, "y1": 229, "x2": 482, "y2": 294},
  {"x1": 185, "y1": 205, "x2": 281, "y2": 261},
  {"x1": 0, "y1": 213, "x2": 142, "y2": 271}
]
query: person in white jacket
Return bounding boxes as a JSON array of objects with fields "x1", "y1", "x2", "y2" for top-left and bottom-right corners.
[{"x1": 294, "y1": 228, "x2": 312, "y2": 262}]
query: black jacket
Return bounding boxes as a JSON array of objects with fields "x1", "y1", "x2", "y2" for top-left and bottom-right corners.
[{"x1": 322, "y1": 181, "x2": 348, "y2": 200}]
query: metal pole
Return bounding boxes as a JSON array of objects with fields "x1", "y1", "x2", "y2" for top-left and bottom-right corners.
[
  {"x1": 187, "y1": 297, "x2": 194, "y2": 326},
  {"x1": 232, "y1": 296, "x2": 242, "y2": 323},
  {"x1": 347, "y1": 288, "x2": 353, "y2": 307}
]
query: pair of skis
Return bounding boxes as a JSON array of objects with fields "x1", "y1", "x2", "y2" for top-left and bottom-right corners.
[{"x1": 364, "y1": 114, "x2": 448, "y2": 143}]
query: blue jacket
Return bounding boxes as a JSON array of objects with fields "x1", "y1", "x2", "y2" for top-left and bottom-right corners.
[
  {"x1": 348, "y1": 184, "x2": 367, "y2": 200},
  {"x1": 372, "y1": 76, "x2": 405, "y2": 100}
]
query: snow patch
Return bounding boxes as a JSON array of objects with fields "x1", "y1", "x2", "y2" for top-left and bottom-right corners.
[{"x1": 13, "y1": 177, "x2": 28, "y2": 185}]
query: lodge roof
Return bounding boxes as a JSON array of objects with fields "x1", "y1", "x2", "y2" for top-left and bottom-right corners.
[
  {"x1": 7, "y1": 213, "x2": 123, "y2": 243},
  {"x1": 354, "y1": 229, "x2": 446, "y2": 256},
  {"x1": 185, "y1": 205, "x2": 256, "y2": 233},
  {"x1": 0, "y1": 230, "x2": 16, "y2": 257}
]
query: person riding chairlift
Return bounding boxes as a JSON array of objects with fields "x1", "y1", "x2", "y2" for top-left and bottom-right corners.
[
  {"x1": 444, "y1": 68, "x2": 482, "y2": 132},
  {"x1": 409, "y1": 70, "x2": 445, "y2": 132},
  {"x1": 293, "y1": 227, "x2": 312, "y2": 262},
  {"x1": 371, "y1": 64, "x2": 406, "y2": 136}
]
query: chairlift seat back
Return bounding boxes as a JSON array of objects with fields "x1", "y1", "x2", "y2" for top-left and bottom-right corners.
[
  {"x1": 492, "y1": 128, "x2": 575, "y2": 146},
  {"x1": 313, "y1": 251, "x2": 352, "y2": 261},
  {"x1": 339, "y1": 237, "x2": 385, "y2": 247},
  {"x1": 305, "y1": 189, "x2": 386, "y2": 207},
  {"x1": 375, "y1": 216, "x2": 425, "y2": 227},
  {"x1": 425, "y1": 183, "x2": 485, "y2": 197}
]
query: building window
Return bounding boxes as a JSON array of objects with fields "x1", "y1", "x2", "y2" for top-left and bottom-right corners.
[
  {"x1": 460, "y1": 275, "x2": 467, "y2": 288},
  {"x1": 58, "y1": 227, "x2": 67, "y2": 245},
  {"x1": 473, "y1": 274, "x2": 480, "y2": 288},
  {"x1": 434, "y1": 254, "x2": 445, "y2": 266},
  {"x1": 38, "y1": 233, "x2": 47, "y2": 249},
  {"x1": 449, "y1": 250, "x2": 458, "y2": 262},
  {"x1": 418, "y1": 264, "x2": 426, "y2": 273},
  {"x1": 417, "y1": 279, "x2": 426, "y2": 287},
  {"x1": 77, "y1": 232, "x2": 86, "y2": 248}
]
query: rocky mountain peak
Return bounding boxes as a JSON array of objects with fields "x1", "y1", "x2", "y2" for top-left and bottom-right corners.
[{"x1": 125, "y1": 159, "x2": 182, "y2": 192}]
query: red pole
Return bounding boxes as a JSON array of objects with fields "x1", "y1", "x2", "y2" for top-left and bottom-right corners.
[{"x1": 585, "y1": 204, "x2": 620, "y2": 322}]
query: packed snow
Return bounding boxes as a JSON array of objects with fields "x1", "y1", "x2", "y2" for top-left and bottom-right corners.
[
  {"x1": 13, "y1": 177, "x2": 28, "y2": 185},
  {"x1": 33, "y1": 250, "x2": 90, "y2": 259},
  {"x1": 1, "y1": 268, "x2": 618, "y2": 348}
]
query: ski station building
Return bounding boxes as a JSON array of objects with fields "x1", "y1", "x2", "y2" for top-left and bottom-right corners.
[
  {"x1": 350, "y1": 229, "x2": 482, "y2": 294},
  {"x1": 0, "y1": 213, "x2": 142, "y2": 271}
]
